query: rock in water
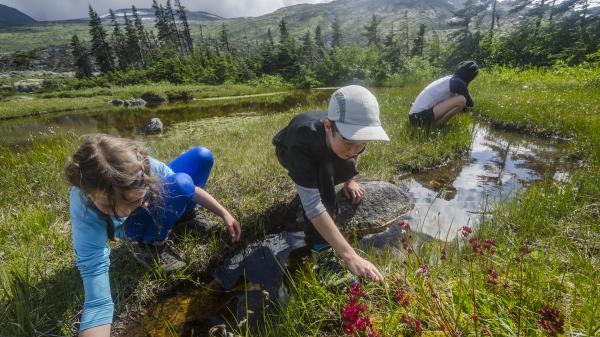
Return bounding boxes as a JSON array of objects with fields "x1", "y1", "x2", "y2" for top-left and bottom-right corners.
[
  {"x1": 296, "y1": 181, "x2": 412, "y2": 235},
  {"x1": 111, "y1": 99, "x2": 124, "y2": 106},
  {"x1": 141, "y1": 92, "x2": 166, "y2": 105},
  {"x1": 143, "y1": 117, "x2": 163, "y2": 134},
  {"x1": 123, "y1": 98, "x2": 146, "y2": 107}
]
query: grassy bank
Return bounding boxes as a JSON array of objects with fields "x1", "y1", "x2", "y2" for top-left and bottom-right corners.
[
  {"x1": 0, "y1": 84, "x2": 472, "y2": 336},
  {"x1": 239, "y1": 67, "x2": 599, "y2": 337},
  {"x1": 0, "y1": 82, "x2": 291, "y2": 119}
]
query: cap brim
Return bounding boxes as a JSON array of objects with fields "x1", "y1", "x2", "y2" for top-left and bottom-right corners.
[{"x1": 337, "y1": 122, "x2": 390, "y2": 141}]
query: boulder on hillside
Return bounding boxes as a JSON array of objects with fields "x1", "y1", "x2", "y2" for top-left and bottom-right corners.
[
  {"x1": 141, "y1": 91, "x2": 166, "y2": 105},
  {"x1": 143, "y1": 117, "x2": 163, "y2": 134}
]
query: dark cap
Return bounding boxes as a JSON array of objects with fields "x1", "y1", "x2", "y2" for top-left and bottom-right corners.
[{"x1": 454, "y1": 60, "x2": 479, "y2": 84}]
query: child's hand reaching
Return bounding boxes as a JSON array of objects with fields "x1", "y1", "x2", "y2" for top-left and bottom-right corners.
[
  {"x1": 223, "y1": 213, "x2": 241, "y2": 242},
  {"x1": 343, "y1": 179, "x2": 365, "y2": 204}
]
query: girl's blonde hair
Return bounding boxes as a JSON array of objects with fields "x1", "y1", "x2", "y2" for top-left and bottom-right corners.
[{"x1": 65, "y1": 134, "x2": 162, "y2": 239}]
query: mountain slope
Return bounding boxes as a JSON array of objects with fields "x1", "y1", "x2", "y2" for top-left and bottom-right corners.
[
  {"x1": 198, "y1": 0, "x2": 457, "y2": 46},
  {"x1": 0, "y1": 4, "x2": 36, "y2": 26}
]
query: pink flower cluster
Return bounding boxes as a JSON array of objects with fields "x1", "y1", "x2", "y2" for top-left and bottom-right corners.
[
  {"x1": 538, "y1": 307, "x2": 564, "y2": 336},
  {"x1": 461, "y1": 225, "x2": 474, "y2": 237},
  {"x1": 394, "y1": 288, "x2": 410, "y2": 307},
  {"x1": 401, "y1": 313, "x2": 423, "y2": 334},
  {"x1": 487, "y1": 268, "x2": 499, "y2": 286},
  {"x1": 342, "y1": 283, "x2": 378, "y2": 337}
]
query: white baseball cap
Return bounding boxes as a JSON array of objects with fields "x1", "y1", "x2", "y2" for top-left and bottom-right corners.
[{"x1": 327, "y1": 85, "x2": 389, "y2": 142}]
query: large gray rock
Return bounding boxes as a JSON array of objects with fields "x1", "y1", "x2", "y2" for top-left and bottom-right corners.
[
  {"x1": 143, "y1": 117, "x2": 163, "y2": 134},
  {"x1": 296, "y1": 181, "x2": 412, "y2": 235},
  {"x1": 335, "y1": 181, "x2": 412, "y2": 235}
]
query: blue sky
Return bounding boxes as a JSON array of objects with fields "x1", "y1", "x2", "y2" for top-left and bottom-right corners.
[{"x1": 1, "y1": 0, "x2": 334, "y2": 21}]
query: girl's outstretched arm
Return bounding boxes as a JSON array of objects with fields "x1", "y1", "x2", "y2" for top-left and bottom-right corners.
[{"x1": 192, "y1": 186, "x2": 241, "y2": 242}]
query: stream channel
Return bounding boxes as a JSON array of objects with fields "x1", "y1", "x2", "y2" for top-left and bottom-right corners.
[{"x1": 0, "y1": 89, "x2": 576, "y2": 336}]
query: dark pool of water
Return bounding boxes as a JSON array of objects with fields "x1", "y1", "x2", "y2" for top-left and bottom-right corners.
[
  {"x1": 0, "y1": 90, "x2": 332, "y2": 149},
  {"x1": 123, "y1": 123, "x2": 576, "y2": 336}
]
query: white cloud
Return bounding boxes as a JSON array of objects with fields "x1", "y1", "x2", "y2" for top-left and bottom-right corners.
[{"x1": 1, "y1": 0, "x2": 334, "y2": 21}]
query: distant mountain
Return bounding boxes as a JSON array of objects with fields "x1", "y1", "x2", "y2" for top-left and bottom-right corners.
[
  {"x1": 0, "y1": 4, "x2": 36, "y2": 26},
  {"x1": 98, "y1": 7, "x2": 224, "y2": 23},
  {"x1": 199, "y1": 0, "x2": 458, "y2": 46}
]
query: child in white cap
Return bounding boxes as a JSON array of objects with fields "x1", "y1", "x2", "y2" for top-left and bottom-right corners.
[{"x1": 273, "y1": 85, "x2": 389, "y2": 283}]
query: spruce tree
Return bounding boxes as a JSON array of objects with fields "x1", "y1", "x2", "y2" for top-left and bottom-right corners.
[
  {"x1": 70, "y1": 35, "x2": 93, "y2": 78},
  {"x1": 301, "y1": 30, "x2": 314, "y2": 63},
  {"x1": 88, "y1": 5, "x2": 114, "y2": 73},
  {"x1": 131, "y1": 5, "x2": 149, "y2": 63},
  {"x1": 363, "y1": 14, "x2": 382, "y2": 47},
  {"x1": 175, "y1": 0, "x2": 194, "y2": 54},
  {"x1": 220, "y1": 23, "x2": 231, "y2": 53},
  {"x1": 411, "y1": 23, "x2": 426, "y2": 56},
  {"x1": 314, "y1": 25, "x2": 325, "y2": 58},
  {"x1": 124, "y1": 14, "x2": 141, "y2": 67},
  {"x1": 165, "y1": 0, "x2": 183, "y2": 53},
  {"x1": 331, "y1": 16, "x2": 342, "y2": 48},
  {"x1": 109, "y1": 9, "x2": 129, "y2": 70}
]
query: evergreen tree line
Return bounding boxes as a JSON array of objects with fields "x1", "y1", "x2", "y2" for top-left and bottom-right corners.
[
  {"x1": 71, "y1": 0, "x2": 600, "y2": 86},
  {"x1": 447, "y1": 0, "x2": 600, "y2": 67}
]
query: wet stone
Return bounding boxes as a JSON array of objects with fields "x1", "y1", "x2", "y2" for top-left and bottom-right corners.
[
  {"x1": 143, "y1": 117, "x2": 163, "y2": 134},
  {"x1": 123, "y1": 98, "x2": 146, "y2": 107},
  {"x1": 110, "y1": 99, "x2": 124, "y2": 106}
]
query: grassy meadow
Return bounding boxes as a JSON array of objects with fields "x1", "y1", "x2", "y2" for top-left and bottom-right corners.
[
  {"x1": 0, "y1": 67, "x2": 598, "y2": 336},
  {"x1": 0, "y1": 82, "x2": 291, "y2": 119}
]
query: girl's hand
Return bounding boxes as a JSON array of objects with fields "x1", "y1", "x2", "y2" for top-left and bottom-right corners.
[
  {"x1": 343, "y1": 179, "x2": 365, "y2": 204},
  {"x1": 223, "y1": 213, "x2": 241, "y2": 242}
]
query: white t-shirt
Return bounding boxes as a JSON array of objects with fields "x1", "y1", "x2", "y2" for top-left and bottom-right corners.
[{"x1": 410, "y1": 75, "x2": 455, "y2": 114}]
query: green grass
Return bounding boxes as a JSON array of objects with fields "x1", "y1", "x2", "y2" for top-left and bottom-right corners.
[
  {"x1": 0, "y1": 83, "x2": 291, "y2": 119},
  {"x1": 0, "y1": 84, "x2": 472, "y2": 336}
]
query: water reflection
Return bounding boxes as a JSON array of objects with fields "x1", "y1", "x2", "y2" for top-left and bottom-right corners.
[
  {"x1": 365, "y1": 124, "x2": 574, "y2": 244},
  {"x1": 0, "y1": 90, "x2": 333, "y2": 149}
]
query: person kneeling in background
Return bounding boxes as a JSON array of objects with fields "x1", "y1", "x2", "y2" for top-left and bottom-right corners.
[{"x1": 409, "y1": 60, "x2": 479, "y2": 127}]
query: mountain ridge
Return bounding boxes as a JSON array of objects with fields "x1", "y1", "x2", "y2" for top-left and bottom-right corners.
[{"x1": 0, "y1": 4, "x2": 37, "y2": 26}]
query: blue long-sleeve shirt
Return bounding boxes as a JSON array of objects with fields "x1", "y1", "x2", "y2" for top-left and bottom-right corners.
[{"x1": 70, "y1": 157, "x2": 174, "y2": 331}]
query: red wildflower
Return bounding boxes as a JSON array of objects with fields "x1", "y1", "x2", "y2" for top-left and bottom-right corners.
[
  {"x1": 417, "y1": 263, "x2": 429, "y2": 276},
  {"x1": 519, "y1": 245, "x2": 531, "y2": 255},
  {"x1": 394, "y1": 288, "x2": 410, "y2": 307},
  {"x1": 487, "y1": 268, "x2": 499, "y2": 286},
  {"x1": 441, "y1": 248, "x2": 447, "y2": 260},
  {"x1": 402, "y1": 313, "x2": 412, "y2": 325},
  {"x1": 471, "y1": 313, "x2": 479, "y2": 322},
  {"x1": 538, "y1": 307, "x2": 564, "y2": 336},
  {"x1": 483, "y1": 239, "x2": 496, "y2": 254},
  {"x1": 399, "y1": 219, "x2": 411, "y2": 231},
  {"x1": 468, "y1": 237, "x2": 483, "y2": 255},
  {"x1": 461, "y1": 226, "x2": 474, "y2": 237},
  {"x1": 414, "y1": 319, "x2": 423, "y2": 334}
]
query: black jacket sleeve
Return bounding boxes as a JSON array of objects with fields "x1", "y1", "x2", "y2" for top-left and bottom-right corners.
[{"x1": 450, "y1": 76, "x2": 474, "y2": 107}]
